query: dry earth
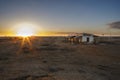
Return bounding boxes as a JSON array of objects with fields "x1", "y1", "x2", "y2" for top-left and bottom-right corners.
[{"x1": 0, "y1": 37, "x2": 120, "y2": 80}]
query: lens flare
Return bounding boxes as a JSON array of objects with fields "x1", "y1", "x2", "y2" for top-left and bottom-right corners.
[{"x1": 16, "y1": 23, "x2": 36, "y2": 37}]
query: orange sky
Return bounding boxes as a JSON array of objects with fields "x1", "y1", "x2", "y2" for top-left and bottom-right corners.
[{"x1": 0, "y1": 0, "x2": 120, "y2": 36}]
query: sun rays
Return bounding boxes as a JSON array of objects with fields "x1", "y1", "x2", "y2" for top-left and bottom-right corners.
[{"x1": 17, "y1": 36, "x2": 34, "y2": 55}]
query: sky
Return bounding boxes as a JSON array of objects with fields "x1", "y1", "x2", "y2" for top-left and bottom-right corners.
[{"x1": 0, "y1": 0, "x2": 120, "y2": 36}]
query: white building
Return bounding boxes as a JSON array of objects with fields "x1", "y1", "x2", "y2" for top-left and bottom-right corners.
[
  {"x1": 81, "y1": 33, "x2": 97, "y2": 43},
  {"x1": 67, "y1": 33, "x2": 98, "y2": 44}
]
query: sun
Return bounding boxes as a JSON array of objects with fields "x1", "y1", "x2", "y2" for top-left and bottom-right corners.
[
  {"x1": 17, "y1": 27, "x2": 34, "y2": 37},
  {"x1": 16, "y1": 23, "x2": 36, "y2": 37}
]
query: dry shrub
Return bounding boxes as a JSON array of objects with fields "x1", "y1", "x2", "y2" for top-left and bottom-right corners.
[
  {"x1": 36, "y1": 46, "x2": 58, "y2": 51},
  {"x1": 10, "y1": 74, "x2": 55, "y2": 80},
  {"x1": 0, "y1": 57, "x2": 9, "y2": 61},
  {"x1": 0, "y1": 53, "x2": 10, "y2": 61},
  {"x1": 48, "y1": 66, "x2": 64, "y2": 73},
  {"x1": 22, "y1": 47, "x2": 32, "y2": 53},
  {"x1": 36, "y1": 43, "x2": 59, "y2": 51},
  {"x1": 41, "y1": 43, "x2": 51, "y2": 46},
  {"x1": 60, "y1": 46, "x2": 75, "y2": 52}
]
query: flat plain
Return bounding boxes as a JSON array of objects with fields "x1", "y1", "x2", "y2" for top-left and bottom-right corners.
[{"x1": 0, "y1": 37, "x2": 120, "y2": 80}]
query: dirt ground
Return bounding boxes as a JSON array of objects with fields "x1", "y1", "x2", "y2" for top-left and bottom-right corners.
[{"x1": 0, "y1": 37, "x2": 120, "y2": 80}]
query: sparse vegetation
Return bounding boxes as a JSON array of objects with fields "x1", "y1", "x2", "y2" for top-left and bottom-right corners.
[{"x1": 0, "y1": 37, "x2": 120, "y2": 80}]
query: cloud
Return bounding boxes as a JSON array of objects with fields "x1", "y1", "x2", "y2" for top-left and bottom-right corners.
[{"x1": 109, "y1": 21, "x2": 120, "y2": 29}]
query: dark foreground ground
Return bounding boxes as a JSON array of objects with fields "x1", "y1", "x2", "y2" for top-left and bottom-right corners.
[{"x1": 0, "y1": 37, "x2": 120, "y2": 80}]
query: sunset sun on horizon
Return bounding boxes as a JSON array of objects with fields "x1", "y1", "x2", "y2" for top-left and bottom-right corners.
[{"x1": 15, "y1": 23, "x2": 38, "y2": 37}]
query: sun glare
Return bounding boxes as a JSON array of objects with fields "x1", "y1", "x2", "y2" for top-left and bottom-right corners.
[{"x1": 16, "y1": 23, "x2": 37, "y2": 37}]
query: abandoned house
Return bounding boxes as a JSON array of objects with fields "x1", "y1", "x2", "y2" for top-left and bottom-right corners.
[{"x1": 66, "y1": 33, "x2": 98, "y2": 44}]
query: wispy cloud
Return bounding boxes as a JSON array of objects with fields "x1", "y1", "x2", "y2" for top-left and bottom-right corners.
[{"x1": 109, "y1": 21, "x2": 120, "y2": 29}]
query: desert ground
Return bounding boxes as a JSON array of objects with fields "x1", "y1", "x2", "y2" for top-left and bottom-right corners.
[{"x1": 0, "y1": 37, "x2": 120, "y2": 80}]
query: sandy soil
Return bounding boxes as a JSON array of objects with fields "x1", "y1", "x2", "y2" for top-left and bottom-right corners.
[{"x1": 0, "y1": 37, "x2": 120, "y2": 80}]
